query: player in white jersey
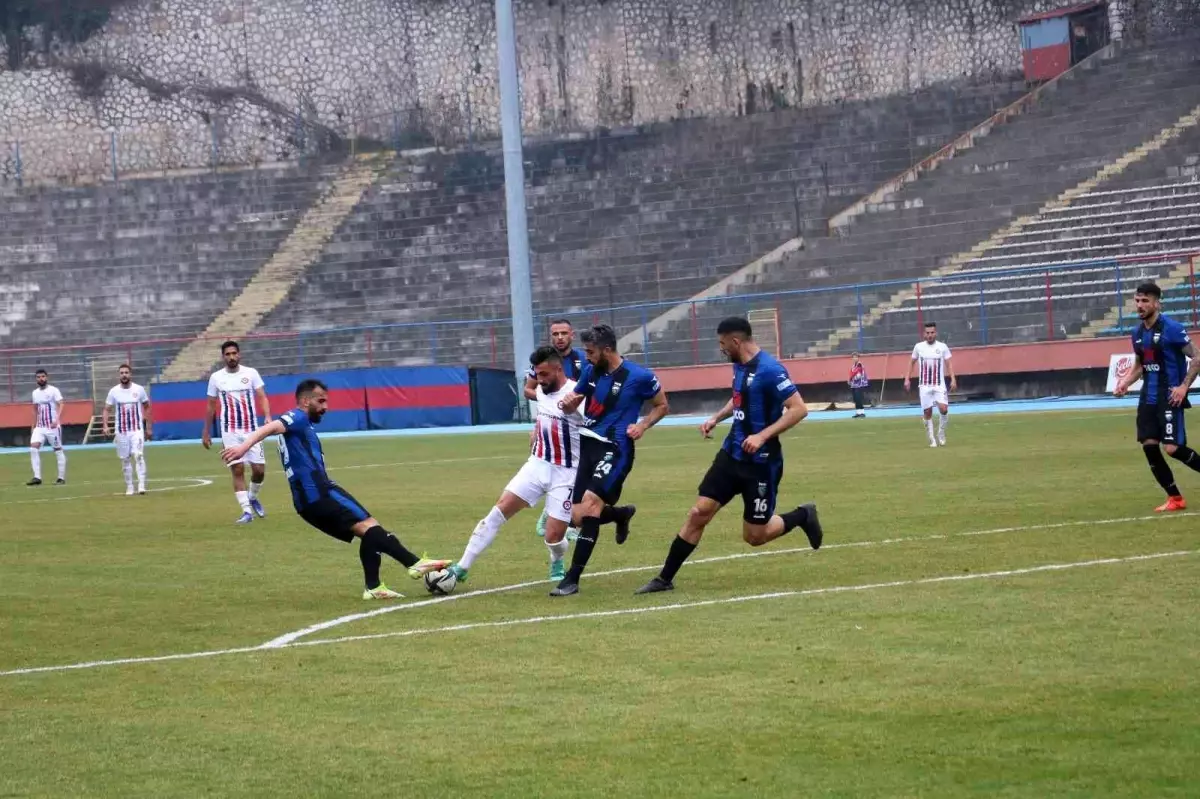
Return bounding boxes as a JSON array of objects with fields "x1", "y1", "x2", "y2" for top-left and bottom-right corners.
[
  {"x1": 27, "y1": 369, "x2": 67, "y2": 486},
  {"x1": 102, "y1": 364, "x2": 153, "y2": 496},
  {"x1": 201, "y1": 340, "x2": 272, "y2": 523},
  {"x1": 447, "y1": 346, "x2": 584, "y2": 584},
  {"x1": 904, "y1": 322, "x2": 957, "y2": 447}
]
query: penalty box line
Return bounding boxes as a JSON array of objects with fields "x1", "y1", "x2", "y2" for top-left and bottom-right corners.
[
  {"x1": 259, "y1": 510, "x2": 1200, "y2": 649},
  {"x1": 1, "y1": 547, "x2": 1194, "y2": 679}
]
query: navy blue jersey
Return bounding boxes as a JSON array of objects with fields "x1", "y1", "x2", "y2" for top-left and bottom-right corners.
[
  {"x1": 1132, "y1": 316, "x2": 1191, "y2": 406},
  {"x1": 526, "y1": 347, "x2": 586, "y2": 382},
  {"x1": 277, "y1": 408, "x2": 335, "y2": 509},
  {"x1": 723, "y1": 351, "x2": 799, "y2": 464},
  {"x1": 575, "y1": 359, "x2": 661, "y2": 446}
]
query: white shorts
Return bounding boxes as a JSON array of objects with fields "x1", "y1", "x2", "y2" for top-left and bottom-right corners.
[
  {"x1": 504, "y1": 458, "x2": 576, "y2": 523},
  {"x1": 31, "y1": 427, "x2": 62, "y2": 449},
  {"x1": 115, "y1": 431, "x2": 145, "y2": 460},
  {"x1": 222, "y1": 431, "x2": 265, "y2": 466},
  {"x1": 919, "y1": 386, "x2": 949, "y2": 411}
]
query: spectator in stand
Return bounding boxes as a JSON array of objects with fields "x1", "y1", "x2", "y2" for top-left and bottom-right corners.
[{"x1": 848, "y1": 353, "x2": 869, "y2": 418}]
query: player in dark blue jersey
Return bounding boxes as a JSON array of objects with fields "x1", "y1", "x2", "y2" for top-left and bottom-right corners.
[
  {"x1": 523, "y1": 319, "x2": 587, "y2": 540},
  {"x1": 636, "y1": 317, "x2": 822, "y2": 594},
  {"x1": 1113, "y1": 282, "x2": 1200, "y2": 512},
  {"x1": 222, "y1": 379, "x2": 448, "y2": 599},
  {"x1": 550, "y1": 324, "x2": 670, "y2": 596}
]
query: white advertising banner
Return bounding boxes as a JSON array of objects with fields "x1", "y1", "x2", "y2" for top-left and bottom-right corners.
[{"x1": 1105, "y1": 353, "x2": 1200, "y2": 393}]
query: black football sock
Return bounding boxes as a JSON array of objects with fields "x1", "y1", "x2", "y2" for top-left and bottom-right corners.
[
  {"x1": 564, "y1": 517, "x2": 601, "y2": 582},
  {"x1": 597, "y1": 505, "x2": 618, "y2": 524},
  {"x1": 360, "y1": 539, "x2": 382, "y2": 590},
  {"x1": 1143, "y1": 444, "x2": 1180, "y2": 496},
  {"x1": 659, "y1": 536, "x2": 697, "y2": 583},
  {"x1": 362, "y1": 525, "x2": 419, "y2": 568},
  {"x1": 1168, "y1": 445, "x2": 1200, "y2": 473},
  {"x1": 779, "y1": 505, "x2": 810, "y2": 535}
]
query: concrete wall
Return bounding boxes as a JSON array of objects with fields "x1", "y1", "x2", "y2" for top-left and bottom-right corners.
[{"x1": 2, "y1": 0, "x2": 1196, "y2": 182}]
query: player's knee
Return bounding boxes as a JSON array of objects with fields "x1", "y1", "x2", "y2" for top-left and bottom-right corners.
[
  {"x1": 742, "y1": 525, "x2": 770, "y2": 546},
  {"x1": 1165, "y1": 443, "x2": 1180, "y2": 457},
  {"x1": 686, "y1": 503, "x2": 710, "y2": 527}
]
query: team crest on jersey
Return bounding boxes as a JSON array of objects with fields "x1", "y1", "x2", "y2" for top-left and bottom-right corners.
[
  {"x1": 1153, "y1": 332, "x2": 1162, "y2": 345},
  {"x1": 241, "y1": 377, "x2": 249, "y2": 384},
  {"x1": 757, "y1": 482, "x2": 768, "y2": 497},
  {"x1": 610, "y1": 381, "x2": 623, "y2": 396}
]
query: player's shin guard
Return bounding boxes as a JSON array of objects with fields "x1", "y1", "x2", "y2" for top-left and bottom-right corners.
[
  {"x1": 923, "y1": 418, "x2": 935, "y2": 444},
  {"x1": 659, "y1": 535, "x2": 697, "y2": 583},
  {"x1": 545, "y1": 536, "x2": 569, "y2": 564},
  {"x1": 121, "y1": 458, "x2": 134, "y2": 488},
  {"x1": 1143, "y1": 443, "x2": 1181, "y2": 496},
  {"x1": 54, "y1": 449, "x2": 66, "y2": 480},
  {"x1": 362, "y1": 525, "x2": 419, "y2": 569},
  {"x1": 565, "y1": 517, "x2": 601, "y2": 581},
  {"x1": 134, "y1": 454, "x2": 146, "y2": 488},
  {"x1": 459, "y1": 506, "x2": 506, "y2": 570},
  {"x1": 30, "y1": 448, "x2": 41, "y2": 480},
  {"x1": 1168, "y1": 445, "x2": 1200, "y2": 473},
  {"x1": 359, "y1": 539, "x2": 383, "y2": 589},
  {"x1": 248, "y1": 479, "x2": 263, "y2": 499}
]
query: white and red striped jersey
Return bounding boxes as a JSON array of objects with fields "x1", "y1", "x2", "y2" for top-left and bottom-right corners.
[
  {"x1": 206, "y1": 366, "x2": 265, "y2": 434},
  {"x1": 530, "y1": 379, "x2": 582, "y2": 469},
  {"x1": 31, "y1": 385, "x2": 63, "y2": 428},
  {"x1": 911, "y1": 340, "x2": 952, "y2": 387},
  {"x1": 105, "y1": 383, "x2": 150, "y2": 434}
]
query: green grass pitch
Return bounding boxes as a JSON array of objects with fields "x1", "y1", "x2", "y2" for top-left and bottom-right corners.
[{"x1": 1, "y1": 409, "x2": 1198, "y2": 797}]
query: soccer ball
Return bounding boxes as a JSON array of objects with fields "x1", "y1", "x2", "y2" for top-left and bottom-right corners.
[{"x1": 424, "y1": 568, "x2": 458, "y2": 596}]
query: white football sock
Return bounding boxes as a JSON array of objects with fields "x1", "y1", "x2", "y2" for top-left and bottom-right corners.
[
  {"x1": 248, "y1": 480, "x2": 263, "y2": 499},
  {"x1": 134, "y1": 454, "x2": 147, "y2": 489},
  {"x1": 545, "y1": 537, "x2": 570, "y2": 564},
  {"x1": 30, "y1": 448, "x2": 41, "y2": 480},
  {"x1": 937, "y1": 413, "x2": 948, "y2": 438},
  {"x1": 55, "y1": 449, "x2": 66, "y2": 480},
  {"x1": 235, "y1": 490, "x2": 251, "y2": 513},
  {"x1": 924, "y1": 418, "x2": 935, "y2": 444},
  {"x1": 121, "y1": 458, "x2": 134, "y2": 490},
  {"x1": 459, "y1": 506, "x2": 507, "y2": 570}
]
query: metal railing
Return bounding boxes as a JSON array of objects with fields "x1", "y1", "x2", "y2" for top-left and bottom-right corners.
[{"x1": 2, "y1": 251, "x2": 1196, "y2": 403}]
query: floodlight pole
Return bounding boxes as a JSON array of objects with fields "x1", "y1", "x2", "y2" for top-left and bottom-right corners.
[{"x1": 495, "y1": 0, "x2": 536, "y2": 388}]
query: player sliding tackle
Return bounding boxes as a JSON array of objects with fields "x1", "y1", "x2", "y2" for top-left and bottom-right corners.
[
  {"x1": 222, "y1": 379, "x2": 448, "y2": 599},
  {"x1": 448, "y1": 346, "x2": 584, "y2": 584},
  {"x1": 637, "y1": 317, "x2": 822, "y2": 594}
]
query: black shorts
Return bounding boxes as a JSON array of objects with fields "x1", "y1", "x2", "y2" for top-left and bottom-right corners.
[
  {"x1": 1137, "y1": 403, "x2": 1187, "y2": 446},
  {"x1": 572, "y1": 435, "x2": 635, "y2": 506},
  {"x1": 697, "y1": 449, "x2": 784, "y2": 524},
  {"x1": 298, "y1": 486, "x2": 373, "y2": 543}
]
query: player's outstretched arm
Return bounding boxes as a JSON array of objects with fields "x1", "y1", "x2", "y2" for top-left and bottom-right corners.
[
  {"x1": 221, "y1": 419, "x2": 285, "y2": 464},
  {"x1": 701, "y1": 399, "x2": 735, "y2": 438}
]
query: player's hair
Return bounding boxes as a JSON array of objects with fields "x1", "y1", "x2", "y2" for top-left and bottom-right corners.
[
  {"x1": 118, "y1": 363, "x2": 131, "y2": 371},
  {"x1": 295, "y1": 379, "x2": 328, "y2": 400},
  {"x1": 549, "y1": 318, "x2": 573, "y2": 328},
  {"x1": 1136, "y1": 281, "x2": 1162, "y2": 299},
  {"x1": 581, "y1": 324, "x2": 618, "y2": 351},
  {"x1": 530, "y1": 345, "x2": 563, "y2": 367},
  {"x1": 924, "y1": 321, "x2": 937, "y2": 329},
  {"x1": 716, "y1": 316, "x2": 753, "y2": 338},
  {"x1": 34, "y1": 368, "x2": 47, "y2": 376},
  {"x1": 220, "y1": 339, "x2": 240, "y2": 354}
]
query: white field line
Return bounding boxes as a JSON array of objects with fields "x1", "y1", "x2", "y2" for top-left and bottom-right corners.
[
  {"x1": 259, "y1": 510, "x2": 1200, "y2": 648},
  {"x1": 0, "y1": 477, "x2": 213, "y2": 505},
  {"x1": 1, "y1": 548, "x2": 1193, "y2": 678},
  {"x1": 295, "y1": 550, "x2": 1197, "y2": 649}
]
